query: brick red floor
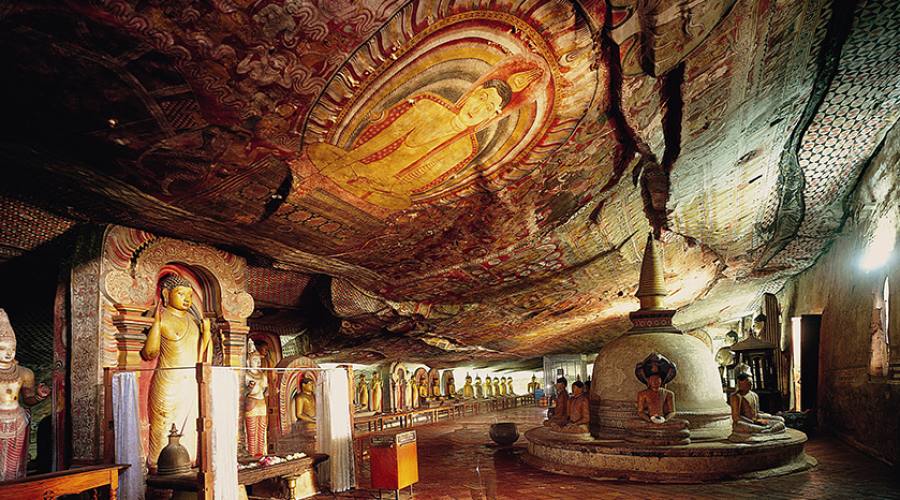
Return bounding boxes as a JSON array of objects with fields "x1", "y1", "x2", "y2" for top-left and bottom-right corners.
[{"x1": 319, "y1": 406, "x2": 900, "y2": 500}]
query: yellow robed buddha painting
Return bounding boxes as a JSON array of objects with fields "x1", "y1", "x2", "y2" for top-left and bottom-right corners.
[{"x1": 307, "y1": 56, "x2": 548, "y2": 210}]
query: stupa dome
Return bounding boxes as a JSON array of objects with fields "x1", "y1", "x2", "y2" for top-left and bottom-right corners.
[{"x1": 589, "y1": 234, "x2": 731, "y2": 440}]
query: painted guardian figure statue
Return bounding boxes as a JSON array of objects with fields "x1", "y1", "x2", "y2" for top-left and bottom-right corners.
[{"x1": 0, "y1": 309, "x2": 50, "y2": 481}]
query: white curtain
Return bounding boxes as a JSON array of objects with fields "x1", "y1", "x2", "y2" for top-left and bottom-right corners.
[
  {"x1": 210, "y1": 367, "x2": 240, "y2": 500},
  {"x1": 112, "y1": 372, "x2": 145, "y2": 500},
  {"x1": 316, "y1": 368, "x2": 356, "y2": 492}
]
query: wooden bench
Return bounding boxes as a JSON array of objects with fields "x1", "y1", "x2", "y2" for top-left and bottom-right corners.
[{"x1": 0, "y1": 464, "x2": 129, "y2": 499}]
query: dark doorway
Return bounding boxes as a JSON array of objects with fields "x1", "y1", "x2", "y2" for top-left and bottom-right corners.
[{"x1": 799, "y1": 314, "x2": 821, "y2": 412}]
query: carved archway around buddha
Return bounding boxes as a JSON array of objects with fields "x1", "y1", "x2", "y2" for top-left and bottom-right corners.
[
  {"x1": 99, "y1": 225, "x2": 255, "y2": 368},
  {"x1": 388, "y1": 362, "x2": 409, "y2": 411},
  {"x1": 274, "y1": 355, "x2": 319, "y2": 438}
]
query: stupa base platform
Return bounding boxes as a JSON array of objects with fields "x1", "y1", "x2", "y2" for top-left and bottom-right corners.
[{"x1": 523, "y1": 426, "x2": 815, "y2": 483}]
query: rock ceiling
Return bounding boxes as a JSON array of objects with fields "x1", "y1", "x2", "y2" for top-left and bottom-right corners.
[{"x1": 0, "y1": 0, "x2": 898, "y2": 365}]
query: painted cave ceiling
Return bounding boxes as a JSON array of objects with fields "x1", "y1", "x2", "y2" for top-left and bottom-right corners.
[{"x1": 0, "y1": 0, "x2": 898, "y2": 365}]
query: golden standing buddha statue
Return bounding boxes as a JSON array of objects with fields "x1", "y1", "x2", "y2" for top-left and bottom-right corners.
[
  {"x1": 141, "y1": 275, "x2": 213, "y2": 467},
  {"x1": 356, "y1": 374, "x2": 370, "y2": 411},
  {"x1": 244, "y1": 349, "x2": 268, "y2": 457},
  {"x1": 0, "y1": 309, "x2": 50, "y2": 481},
  {"x1": 371, "y1": 372, "x2": 383, "y2": 413}
]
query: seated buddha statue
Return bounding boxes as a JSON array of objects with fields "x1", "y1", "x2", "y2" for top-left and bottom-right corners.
[
  {"x1": 728, "y1": 369, "x2": 786, "y2": 443},
  {"x1": 542, "y1": 377, "x2": 569, "y2": 427},
  {"x1": 430, "y1": 377, "x2": 441, "y2": 400},
  {"x1": 492, "y1": 377, "x2": 502, "y2": 398},
  {"x1": 446, "y1": 376, "x2": 456, "y2": 398},
  {"x1": 462, "y1": 374, "x2": 475, "y2": 399},
  {"x1": 475, "y1": 376, "x2": 484, "y2": 399},
  {"x1": 527, "y1": 375, "x2": 539, "y2": 395},
  {"x1": 548, "y1": 381, "x2": 590, "y2": 434},
  {"x1": 506, "y1": 377, "x2": 515, "y2": 396},
  {"x1": 625, "y1": 353, "x2": 690, "y2": 446},
  {"x1": 293, "y1": 377, "x2": 317, "y2": 433},
  {"x1": 484, "y1": 376, "x2": 494, "y2": 398}
]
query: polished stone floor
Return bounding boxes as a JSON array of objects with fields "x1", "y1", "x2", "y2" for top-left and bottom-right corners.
[{"x1": 319, "y1": 405, "x2": 900, "y2": 499}]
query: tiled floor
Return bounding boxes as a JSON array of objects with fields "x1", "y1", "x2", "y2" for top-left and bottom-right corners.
[{"x1": 320, "y1": 406, "x2": 900, "y2": 499}]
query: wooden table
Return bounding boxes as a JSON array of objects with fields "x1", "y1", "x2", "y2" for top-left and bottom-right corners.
[
  {"x1": 148, "y1": 454, "x2": 327, "y2": 499},
  {"x1": 0, "y1": 464, "x2": 129, "y2": 499}
]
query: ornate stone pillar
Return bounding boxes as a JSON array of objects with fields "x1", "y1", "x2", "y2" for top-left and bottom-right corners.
[
  {"x1": 111, "y1": 305, "x2": 153, "y2": 369},
  {"x1": 218, "y1": 320, "x2": 250, "y2": 367}
]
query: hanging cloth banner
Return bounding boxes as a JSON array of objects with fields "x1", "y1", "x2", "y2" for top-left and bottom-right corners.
[
  {"x1": 316, "y1": 368, "x2": 357, "y2": 492},
  {"x1": 210, "y1": 367, "x2": 240, "y2": 500},
  {"x1": 112, "y1": 371, "x2": 145, "y2": 500}
]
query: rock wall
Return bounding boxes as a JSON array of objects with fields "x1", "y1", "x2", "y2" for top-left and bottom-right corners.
[{"x1": 784, "y1": 121, "x2": 900, "y2": 465}]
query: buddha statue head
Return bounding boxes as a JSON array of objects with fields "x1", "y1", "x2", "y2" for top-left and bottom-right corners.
[
  {"x1": 734, "y1": 363, "x2": 754, "y2": 393},
  {"x1": 465, "y1": 374, "x2": 472, "y2": 384},
  {"x1": 300, "y1": 376, "x2": 315, "y2": 395},
  {"x1": 160, "y1": 274, "x2": 195, "y2": 311},
  {"x1": 0, "y1": 309, "x2": 16, "y2": 366},
  {"x1": 572, "y1": 380, "x2": 585, "y2": 397}
]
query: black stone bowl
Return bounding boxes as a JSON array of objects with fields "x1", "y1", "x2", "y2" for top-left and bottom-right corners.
[{"x1": 489, "y1": 422, "x2": 520, "y2": 446}]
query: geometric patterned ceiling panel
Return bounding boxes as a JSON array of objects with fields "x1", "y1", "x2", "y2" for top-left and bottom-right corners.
[
  {"x1": 0, "y1": 196, "x2": 75, "y2": 263},
  {"x1": 0, "y1": 0, "x2": 896, "y2": 362}
]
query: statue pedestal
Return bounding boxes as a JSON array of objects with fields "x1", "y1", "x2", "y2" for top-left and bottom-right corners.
[{"x1": 524, "y1": 426, "x2": 814, "y2": 483}]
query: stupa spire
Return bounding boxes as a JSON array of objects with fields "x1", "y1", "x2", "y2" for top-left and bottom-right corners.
[
  {"x1": 628, "y1": 232, "x2": 679, "y2": 334},
  {"x1": 635, "y1": 232, "x2": 667, "y2": 310}
]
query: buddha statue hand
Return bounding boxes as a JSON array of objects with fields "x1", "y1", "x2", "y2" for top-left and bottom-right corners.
[{"x1": 650, "y1": 415, "x2": 665, "y2": 424}]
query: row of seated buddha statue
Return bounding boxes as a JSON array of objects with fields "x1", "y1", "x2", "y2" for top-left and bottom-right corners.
[
  {"x1": 543, "y1": 352, "x2": 786, "y2": 445},
  {"x1": 365, "y1": 368, "x2": 523, "y2": 413}
]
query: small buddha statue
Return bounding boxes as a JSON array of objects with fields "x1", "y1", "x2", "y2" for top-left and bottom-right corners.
[
  {"x1": 548, "y1": 381, "x2": 590, "y2": 434},
  {"x1": 728, "y1": 367, "x2": 786, "y2": 443},
  {"x1": 446, "y1": 376, "x2": 456, "y2": 398},
  {"x1": 492, "y1": 377, "x2": 502, "y2": 397},
  {"x1": 506, "y1": 377, "x2": 515, "y2": 396},
  {"x1": 244, "y1": 349, "x2": 268, "y2": 457},
  {"x1": 625, "y1": 353, "x2": 690, "y2": 446},
  {"x1": 484, "y1": 376, "x2": 494, "y2": 398},
  {"x1": 0, "y1": 309, "x2": 50, "y2": 480},
  {"x1": 527, "y1": 375, "x2": 539, "y2": 395},
  {"x1": 356, "y1": 374, "x2": 370, "y2": 411},
  {"x1": 430, "y1": 376, "x2": 441, "y2": 400},
  {"x1": 462, "y1": 374, "x2": 475, "y2": 399},
  {"x1": 474, "y1": 376, "x2": 484, "y2": 399},
  {"x1": 498, "y1": 377, "x2": 508, "y2": 397},
  {"x1": 294, "y1": 377, "x2": 316, "y2": 432},
  {"x1": 372, "y1": 372, "x2": 383, "y2": 413},
  {"x1": 542, "y1": 377, "x2": 569, "y2": 427},
  {"x1": 142, "y1": 274, "x2": 213, "y2": 467}
]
